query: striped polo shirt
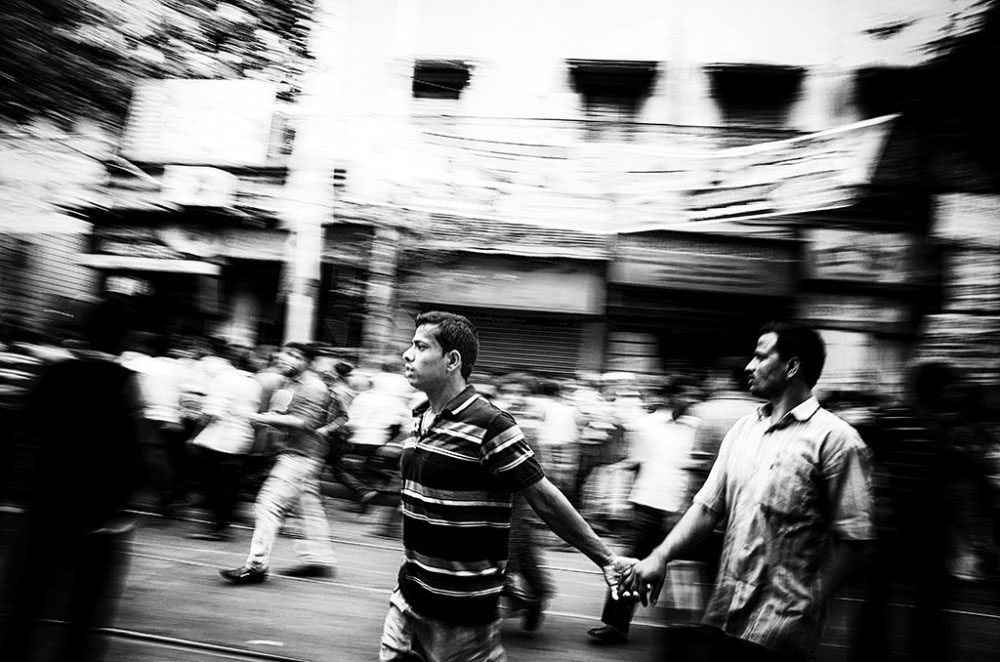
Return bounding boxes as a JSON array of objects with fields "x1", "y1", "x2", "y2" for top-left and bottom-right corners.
[{"x1": 397, "y1": 385, "x2": 545, "y2": 624}]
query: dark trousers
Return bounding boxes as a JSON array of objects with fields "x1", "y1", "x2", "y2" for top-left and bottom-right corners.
[
  {"x1": 571, "y1": 443, "x2": 604, "y2": 507},
  {"x1": 852, "y1": 519, "x2": 949, "y2": 662},
  {"x1": 0, "y1": 520, "x2": 133, "y2": 662},
  {"x1": 142, "y1": 420, "x2": 188, "y2": 513},
  {"x1": 195, "y1": 447, "x2": 247, "y2": 531},
  {"x1": 600, "y1": 504, "x2": 678, "y2": 632},
  {"x1": 660, "y1": 624, "x2": 808, "y2": 662},
  {"x1": 506, "y1": 494, "x2": 552, "y2": 603}
]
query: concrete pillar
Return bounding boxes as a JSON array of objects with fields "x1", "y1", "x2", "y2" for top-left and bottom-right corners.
[
  {"x1": 281, "y1": 0, "x2": 349, "y2": 343},
  {"x1": 361, "y1": 225, "x2": 401, "y2": 362}
]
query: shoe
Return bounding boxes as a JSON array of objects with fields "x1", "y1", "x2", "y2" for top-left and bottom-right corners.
[
  {"x1": 353, "y1": 490, "x2": 379, "y2": 515},
  {"x1": 219, "y1": 566, "x2": 267, "y2": 585},
  {"x1": 586, "y1": 625, "x2": 628, "y2": 645},
  {"x1": 283, "y1": 563, "x2": 334, "y2": 579},
  {"x1": 189, "y1": 528, "x2": 231, "y2": 542},
  {"x1": 522, "y1": 599, "x2": 545, "y2": 632}
]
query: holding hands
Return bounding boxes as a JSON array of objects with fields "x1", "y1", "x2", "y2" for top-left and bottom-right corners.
[
  {"x1": 617, "y1": 551, "x2": 668, "y2": 607},
  {"x1": 601, "y1": 555, "x2": 639, "y2": 600}
]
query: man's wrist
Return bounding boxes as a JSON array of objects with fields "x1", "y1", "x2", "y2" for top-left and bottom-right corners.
[
  {"x1": 651, "y1": 544, "x2": 671, "y2": 569},
  {"x1": 596, "y1": 549, "x2": 616, "y2": 568}
]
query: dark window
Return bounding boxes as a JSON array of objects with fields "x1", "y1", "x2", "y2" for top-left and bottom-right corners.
[
  {"x1": 854, "y1": 66, "x2": 923, "y2": 119},
  {"x1": 412, "y1": 60, "x2": 472, "y2": 99},
  {"x1": 707, "y1": 64, "x2": 805, "y2": 129},
  {"x1": 568, "y1": 60, "x2": 659, "y2": 140}
]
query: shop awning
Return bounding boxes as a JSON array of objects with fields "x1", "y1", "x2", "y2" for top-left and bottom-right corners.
[{"x1": 77, "y1": 254, "x2": 221, "y2": 275}]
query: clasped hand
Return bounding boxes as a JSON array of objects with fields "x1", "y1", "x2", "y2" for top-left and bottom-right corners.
[{"x1": 613, "y1": 555, "x2": 667, "y2": 607}]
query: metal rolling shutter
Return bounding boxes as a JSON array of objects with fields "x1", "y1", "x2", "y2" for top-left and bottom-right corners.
[{"x1": 470, "y1": 316, "x2": 583, "y2": 377}]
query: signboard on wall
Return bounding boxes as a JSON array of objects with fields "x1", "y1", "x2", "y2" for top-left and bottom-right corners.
[
  {"x1": 933, "y1": 194, "x2": 1000, "y2": 247},
  {"x1": 798, "y1": 295, "x2": 911, "y2": 335},
  {"x1": 609, "y1": 235, "x2": 797, "y2": 296},
  {"x1": 403, "y1": 259, "x2": 605, "y2": 315},
  {"x1": 120, "y1": 79, "x2": 277, "y2": 167},
  {"x1": 803, "y1": 228, "x2": 921, "y2": 285}
]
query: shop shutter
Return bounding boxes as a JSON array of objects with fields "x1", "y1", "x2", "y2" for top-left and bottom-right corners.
[{"x1": 469, "y1": 315, "x2": 583, "y2": 377}]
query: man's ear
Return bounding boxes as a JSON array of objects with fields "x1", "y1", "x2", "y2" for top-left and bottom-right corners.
[
  {"x1": 446, "y1": 349, "x2": 462, "y2": 373},
  {"x1": 786, "y1": 356, "x2": 801, "y2": 381}
]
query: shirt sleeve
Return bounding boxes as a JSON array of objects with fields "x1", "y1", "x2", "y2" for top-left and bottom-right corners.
[
  {"x1": 693, "y1": 421, "x2": 738, "y2": 517},
  {"x1": 823, "y1": 427, "x2": 877, "y2": 541},
  {"x1": 480, "y1": 411, "x2": 545, "y2": 491}
]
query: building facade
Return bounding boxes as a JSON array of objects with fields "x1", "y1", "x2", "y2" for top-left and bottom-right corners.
[{"x1": 12, "y1": 0, "x2": 995, "y2": 392}]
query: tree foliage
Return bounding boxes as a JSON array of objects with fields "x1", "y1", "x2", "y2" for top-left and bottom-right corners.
[{"x1": 0, "y1": 0, "x2": 315, "y2": 128}]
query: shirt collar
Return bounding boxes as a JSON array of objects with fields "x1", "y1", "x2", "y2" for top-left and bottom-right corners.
[
  {"x1": 757, "y1": 396, "x2": 821, "y2": 428},
  {"x1": 412, "y1": 384, "x2": 478, "y2": 417}
]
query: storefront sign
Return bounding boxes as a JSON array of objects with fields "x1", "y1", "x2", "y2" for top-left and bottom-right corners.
[
  {"x1": 915, "y1": 313, "x2": 1000, "y2": 387},
  {"x1": 798, "y1": 295, "x2": 911, "y2": 335},
  {"x1": 944, "y1": 248, "x2": 1000, "y2": 312},
  {"x1": 120, "y1": 79, "x2": 277, "y2": 167},
  {"x1": 404, "y1": 259, "x2": 605, "y2": 315},
  {"x1": 92, "y1": 226, "x2": 218, "y2": 260},
  {"x1": 162, "y1": 166, "x2": 239, "y2": 208},
  {"x1": 83, "y1": 226, "x2": 221, "y2": 274},
  {"x1": 218, "y1": 227, "x2": 289, "y2": 261},
  {"x1": 933, "y1": 194, "x2": 1000, "y2": 247},
  {"x1": 803, "y1": 228, "x2": 919, "y2": 285},
  {"x1": 105, "y1": 275, "x2": 153, "y2": 296},
  {"x1": 609, "y1": 236, "x2": 797, "y2": 296}
]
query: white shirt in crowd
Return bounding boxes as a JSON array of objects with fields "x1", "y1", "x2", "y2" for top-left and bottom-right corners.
[
  {"x1": 121, "y1": 352, "x2": 183, "y2": 425},
  {"x1": 192, "y1": 368, "x2": 264, "y2": 455},
  {"x1": 627, "y1": 410, "x2": 700, "y2": 514}
]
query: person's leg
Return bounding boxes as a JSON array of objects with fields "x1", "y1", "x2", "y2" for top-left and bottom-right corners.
[
  {"x1": 595, "y1": 504, "x2": 665, "y2": 635},
  {"x1": 65, "y1": 527, "x2": 133, "y2": 662},
  {"x1": 292, "y1": 458, "x2": 337, "y2": 568},
  {"x1": 141, "y1": 420, "x2": 179, "y2": 516},
  {"x1": 572, "y1": 442, "x2": 603, "y2": 508},
  {"x1": 245, "y1": 455, "x2": 306, "y2": 571},
  {"x1": 216, "y1": 452, "x2": 247, "y2": 532},
  {"x1": 379, "y1": 588, "x2": 425, "y2": 662},
  {"x1": 195, "y1": 447, "x2": 224, "y2": 529},
  {"x1": 0, "y1": 520, "x2": 52, "y2": 660},
  {"x1": 416, "y1": 615, "x2": 506, "y2": 662}
]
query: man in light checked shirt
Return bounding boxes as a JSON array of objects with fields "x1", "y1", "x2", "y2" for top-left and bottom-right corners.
[{"x1": 621, "y1": 321, "x2": 876, "y2": 662}]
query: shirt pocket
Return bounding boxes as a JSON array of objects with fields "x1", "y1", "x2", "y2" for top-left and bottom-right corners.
[{"x1": 759, "y1": 449, "x2": 816, "y2": 517}]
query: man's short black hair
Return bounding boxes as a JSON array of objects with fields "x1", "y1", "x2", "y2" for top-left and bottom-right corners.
[
  {"x1": 760, "y1": 321, "x2": 826, "y2": 388},
  {"x1": 282, "y1": 341, "x2": 318, "y2": 363},
  {"x1": 415, "y1": 311, "x2": 479, "y2": 380}
]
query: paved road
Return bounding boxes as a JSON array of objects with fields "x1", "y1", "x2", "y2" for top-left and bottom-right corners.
[
  {"x1": 102, "y1": 506, "x2": 661, "y2": 662},
  {"x1": 7, "y1": 500, "x2": 1000, "y2": 661}
]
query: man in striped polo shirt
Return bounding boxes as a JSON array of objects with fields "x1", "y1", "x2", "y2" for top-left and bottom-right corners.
[{"x1": 379, "y1": 311, "x2": 635, "y2": 662}]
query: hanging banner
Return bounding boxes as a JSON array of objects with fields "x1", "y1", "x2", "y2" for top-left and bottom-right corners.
[
  {"x1": 671, "y1": 114, "x2": 899, "y2": 224},
  {"x1": 406, "y1": 114, "x2": 898, "y2": 233}
]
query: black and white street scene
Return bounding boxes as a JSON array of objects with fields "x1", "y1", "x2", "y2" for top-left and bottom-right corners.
[{"x1": 2, "y1": 1, "x2": 1000, "y2": 661}]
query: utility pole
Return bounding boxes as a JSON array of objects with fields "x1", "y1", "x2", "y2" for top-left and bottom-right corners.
[
  {"x1": 281, "y1": 0, "x2": 349, "y2": 343},
  {"x1": 358, "y1": 0, "x2": 418, "y2": 361}
]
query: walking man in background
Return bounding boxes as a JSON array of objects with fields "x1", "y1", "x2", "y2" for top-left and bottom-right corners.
[
  {"x1": 622, "y1": 321, "x2": 875, "y2": 662},
  {"x1": 220, "y1": 342, "x2": 339, "y2": 583},
  {"x1": 585, "y1": 378, "x2": 700, "y2": 646},
  {"x1": 379, "y1": 311, "x2": 635, "y2": 661}
]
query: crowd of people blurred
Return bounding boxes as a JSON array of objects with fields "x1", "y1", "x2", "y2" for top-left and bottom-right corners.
[
  {"x1": 2, "y1": 308, "x2": 1000, "y2": 658},
  {"x1": 2, "y1": 325, "x2": 1000, "y2": 581}
]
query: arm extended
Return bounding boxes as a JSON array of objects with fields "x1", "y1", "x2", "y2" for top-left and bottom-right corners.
[{"x1": 622, "y1": 501, "x2": 719, "y2": 605}]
